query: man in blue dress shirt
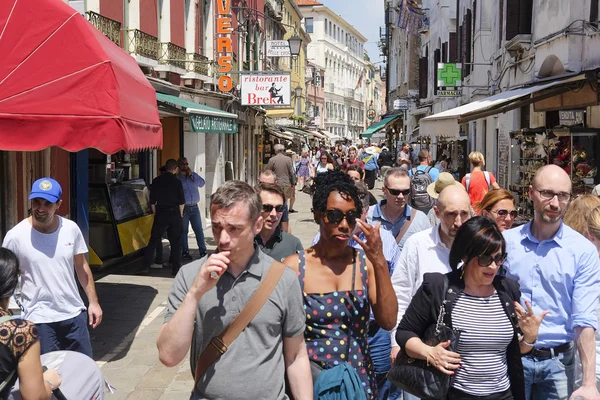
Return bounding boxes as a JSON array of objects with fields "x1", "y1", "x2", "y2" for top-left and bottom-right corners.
[
  {"x1": 503, "y1": 165, "x2": 600, "y2": 400},
  {"x1": 177, "y1": 158, "x2": 207, "y2": 260}
]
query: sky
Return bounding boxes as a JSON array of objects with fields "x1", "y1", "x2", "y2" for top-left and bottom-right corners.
[{"x1": 319, "y1": 0, "x2": 385, "y2": 66}]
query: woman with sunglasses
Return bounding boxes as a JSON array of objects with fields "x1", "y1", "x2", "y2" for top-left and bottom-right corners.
[
  {"x1": 283, "y1": 171, "x2": 397, "y2": 399},
  {"x1": 316, "y1": 151, "x2": 335, "y2": 174},
  {"x1": 476, "y1": 189, "x2": 517, "y2": 232},
  {"x1": 396, "y1": 217, "x2": 547, "y2": 400}
]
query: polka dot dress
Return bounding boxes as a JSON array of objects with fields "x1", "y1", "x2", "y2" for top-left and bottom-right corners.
[{"x1": 297, "y1": 249, "x2": 376, "y2": 399}]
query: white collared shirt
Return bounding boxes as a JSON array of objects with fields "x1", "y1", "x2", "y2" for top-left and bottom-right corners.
[{"x1": 390, "y1": 225, "x2": 453, "y2": 347}]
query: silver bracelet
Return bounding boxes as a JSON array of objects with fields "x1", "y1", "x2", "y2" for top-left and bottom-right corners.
[
  {"x1": 521, "y1": 337, "x2": 537, "y2": 347},
  {"x1": 44, "y1": 380, "x2": 56, "y2": 391}
]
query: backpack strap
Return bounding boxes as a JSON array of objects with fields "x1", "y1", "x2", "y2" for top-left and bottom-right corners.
[
  {"x1": 194, "y1": 261, "x2": 287, "y2": 385},
  {"x1": 484, "y1": 171, "x2": 491, "y2": 189},
  {"x1": 465, "y1": 173, "x2": 471, "y2": 191},
  {"x1": 411, "y1": 168, "x2": 417, "y2": 175},
  {"x1": 425, "y1": 166, "x2": 432, "y2": 174},
  {"x1": 395, "y1": 212, "x2": 413, "y2": 244}
]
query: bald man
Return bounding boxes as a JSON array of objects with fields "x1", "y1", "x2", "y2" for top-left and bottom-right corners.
[
  {"x1": 503, "y1": 165, "x2": 600, "y2": 400},
  {"x1": 389, "y1": 184, "x2": 472, "y2": 370}
]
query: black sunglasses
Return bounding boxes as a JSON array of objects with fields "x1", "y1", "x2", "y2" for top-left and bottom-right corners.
[
  {"x1": 324, "y1": 209, "x2": 361, "y2": 225},
  {"x1": 385, "y1": 187, "x2": 411, "y2": 196},
  {"x1": 490, "y1": 209, "x2": 517, "y2": 218},
  {"x1": 477, "y1": 253, "x2": 507, "y2": 267},
  {"x1": 262, "y1": 204, "x2": 285, "y2": 213}
]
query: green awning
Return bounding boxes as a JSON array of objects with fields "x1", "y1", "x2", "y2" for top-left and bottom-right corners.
[
  {"x1": 361, "y1": 115, "x2": 401, "y2": 138},
  {"x1": 156, "y1": 93, "x2": 238, "y2": 134}
]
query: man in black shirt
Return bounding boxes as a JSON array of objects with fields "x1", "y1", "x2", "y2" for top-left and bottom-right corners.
[{"x1": 143, "y1": 159, "x2": 185, "y2": 275}]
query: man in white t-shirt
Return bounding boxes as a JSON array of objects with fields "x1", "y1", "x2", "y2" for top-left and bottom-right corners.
[{"x1": 2, "y1": 178, "x2": 102, "y2": 357}]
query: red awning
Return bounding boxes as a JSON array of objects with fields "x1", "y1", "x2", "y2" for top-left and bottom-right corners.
[{"x1": 0, "y1": 0, "x2": 162, "y2": 153}]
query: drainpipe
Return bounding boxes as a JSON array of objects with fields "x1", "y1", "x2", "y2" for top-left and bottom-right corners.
[{"x1": 123, "y1": 0, "x2": 129, "y2": 52}]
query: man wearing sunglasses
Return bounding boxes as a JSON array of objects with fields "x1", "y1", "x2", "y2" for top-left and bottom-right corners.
[
  {"x1": 503, "y1": 165, "x2": 600, "y2": 400},
  {"x1": 254, "y1": 183, "x2": 303, "y2": 262},
  {"x1": 367, "y1": 168, "x2": 432, "y2": 251},
  {"x1": 389, "y1": 184, "x2": 471, "y2": 379},
  {"x1": 259, "y1": 171, "x2": 291, "y2": 234}
]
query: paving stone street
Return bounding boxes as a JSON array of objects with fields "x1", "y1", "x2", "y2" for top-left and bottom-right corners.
[{"x1": 91, "y1": 181, "x2": 384, "y2": 399}]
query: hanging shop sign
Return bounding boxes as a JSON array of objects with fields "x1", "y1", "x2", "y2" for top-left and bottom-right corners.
[
  {"x1": 240, "y1": 73, "x2": 291, "y2": 106},
  {"x1": 267, "y1": 40, "x2": 291, "y2": 57},
  {"x1": 367, "y1": 109, "x2": 377, "y2": 120},
  {"x1": 559, "y1": 109, "x2": 585, "y2": 126},
  {"x1": 189, "y1": 114, "x2": 238, "y2": 134},
  {"x1": 393, "y1": 99, "x2": 408, "y2": 110},
  {"x1": 437, "y1": 63, "x2": 463, "y2": 97},
  {"x1": 216, "y1": 0, "x2": 233, "y2": 91}
]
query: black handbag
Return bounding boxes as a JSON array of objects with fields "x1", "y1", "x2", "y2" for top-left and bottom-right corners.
[{"x1": 387, "y1": 277, "x2": 461, "y2": 400}]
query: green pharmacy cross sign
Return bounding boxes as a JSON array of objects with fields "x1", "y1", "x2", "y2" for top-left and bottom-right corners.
[{"x1": 437, "y1": 63, "x2": 463, "y2": 97}]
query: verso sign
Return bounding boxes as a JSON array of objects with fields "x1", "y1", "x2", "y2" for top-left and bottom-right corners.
[{"x1": 216, "y1": 0, "x2": 233, "y2": 92}]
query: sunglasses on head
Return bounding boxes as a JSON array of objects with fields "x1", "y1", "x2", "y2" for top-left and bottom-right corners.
[
  {"x1": 490, "y1": 209, "x2": 517, "y2": 218},
  {"x1": 324, "y1": 209, "x2": 361, "y2": 225},
  {"x1": 477, "y1": 253, "x2": 507, "y2": 267},
  {"x1": 262, "y1": 204, "x2": 285, "y2": 213},
  {"x1": 385, "y1": 187, "x2": 411, "y2": 196}
]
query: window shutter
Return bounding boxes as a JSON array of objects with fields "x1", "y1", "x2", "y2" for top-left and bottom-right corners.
[
  {"x1": 442, "y1": 42, "x2": 448, "y2": 63},
  {"x1": 449, "y1": 32, "x2": 457, "y2": 62},
  {"x1": 506, "y1": 0, "x2": 520, "y2": 41},
  {"x1": 519, "y1": 0, "x2": 533, "y2": 35},
  {"x1": 419, "y1": 57, "x2": 428, "y2": 99},
  {"x1": 464, "y1": 9, "x2": 472, "y2": 77},
  {"x1": 433, "y1": 49, "x2": 441, "y2": 95}
]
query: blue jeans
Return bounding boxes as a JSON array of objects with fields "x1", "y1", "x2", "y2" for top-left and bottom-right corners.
[
  {"x1": 36, "y1": 311, "x2": 93, "y2": 358},
  {"x1": 181, "y1": 204, "x2": 206, "y2": 254},
  {"x1": 522, "y1": 345, "x2": 575, "y2": 400},
  {"x1": 369, "y1": 327, "x2": 403, "y2": 400}
]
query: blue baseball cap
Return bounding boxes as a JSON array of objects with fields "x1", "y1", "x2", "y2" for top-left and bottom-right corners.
[{"x1": 29, "y1": 178, "x2": 62, "y2": 203}]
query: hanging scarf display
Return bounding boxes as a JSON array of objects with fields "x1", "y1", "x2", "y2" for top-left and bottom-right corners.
[{"x1": 397, "y1": 0, "x2": 426, "y2": 34}]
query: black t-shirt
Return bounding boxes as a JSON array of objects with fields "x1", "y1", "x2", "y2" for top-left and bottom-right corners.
[
  {"x1": 149, "y1": 172, "x2": 185, "y2": 208},
  {"x1": 378, "y1": 150, "x2": 393, "y2": 167}
]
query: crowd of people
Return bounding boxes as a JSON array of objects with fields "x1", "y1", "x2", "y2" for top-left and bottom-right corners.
[{"x1": 3, "y1": 140, "x2": 600, "y2": 400}]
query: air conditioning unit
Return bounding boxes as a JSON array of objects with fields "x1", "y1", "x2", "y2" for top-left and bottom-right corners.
[
  {"x1": 203, "y1": 82, "x2": 217, "y2": 91},
  {"x1": 505, "y1": 34, "x2": 532, "y2": 58}
]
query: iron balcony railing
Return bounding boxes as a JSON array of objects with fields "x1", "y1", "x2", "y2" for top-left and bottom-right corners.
[
  {"x1": 160, "y1": 42, "x2": 186, "y2": 69},
  {"x1": 187, "y1": 53, "x2": 209, "y2": 76},
  {"x1": 327, "y1": 83, "x2": 335, "y2": 93},
  {"x1": 345, "y1": 89, "x2": 355, "y2": 98},
  {"x1": 86, "y1": 11, "x2": 121, "y2": 47},
  {"x1": 127, "y1": 29, "x2": 159, "y2": 60}
]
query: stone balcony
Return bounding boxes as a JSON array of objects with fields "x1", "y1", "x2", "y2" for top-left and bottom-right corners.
[
  {"x1": 127, "y1": 29, "x2": 159, "y2": 60},
  {"x1": 186, "y1": 53, "x2": 209, "y2": 76},
  {"x1": 160, "y1": 42, "x2": 186, "y2": 70},
  {"x1": 86, "y1": 11, "x2": 121, "y2": 47}
]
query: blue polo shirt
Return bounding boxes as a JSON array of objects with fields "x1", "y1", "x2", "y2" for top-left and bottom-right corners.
[
  {"x1": 503, "y1": 221, "x2": 600, "y2": 348},
  {"x1": 367, "y1": 200, "x2": 432, "y2": 252}
]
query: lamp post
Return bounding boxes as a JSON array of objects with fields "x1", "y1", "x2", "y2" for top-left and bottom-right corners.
[{"x1": 287, "y1": 35, "x2": 303, "y2": 57}]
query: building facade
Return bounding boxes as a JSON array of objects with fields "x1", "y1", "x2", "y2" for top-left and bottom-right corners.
[
  {"x1": 298, "y1": 0, "x2": 368, "y2": 141},
  {"x1": 410, "y1": 0, "x2": 600, "y2": 213}
]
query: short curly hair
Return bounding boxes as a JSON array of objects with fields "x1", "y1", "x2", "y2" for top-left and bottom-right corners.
[{"x1": 312, "y1": 170, "x2": 362, "y2": 215}]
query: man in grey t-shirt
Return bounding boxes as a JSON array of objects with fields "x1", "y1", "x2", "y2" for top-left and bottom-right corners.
[{"x1": 156, "y1": 181, "x2": 311, "y2": 400}]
